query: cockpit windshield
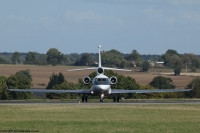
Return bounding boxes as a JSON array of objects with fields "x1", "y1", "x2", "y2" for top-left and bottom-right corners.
[{"x1": 93, "y1": 78, "x2": 110, "y2": 85}]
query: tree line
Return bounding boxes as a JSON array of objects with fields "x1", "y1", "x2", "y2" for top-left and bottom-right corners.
[
  {"x1": 0, "y1": 48, "x2": 200, "y2": 74},
  {"x1": 0, "y1": 69, "x2": 199, "y2": 100}
]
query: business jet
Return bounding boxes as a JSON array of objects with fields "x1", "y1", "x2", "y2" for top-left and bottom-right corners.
[{"x1": 7, "y1": 45, "x2": 195, "y2": 102}]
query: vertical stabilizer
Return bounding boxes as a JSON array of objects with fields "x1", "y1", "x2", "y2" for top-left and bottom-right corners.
[
  {"x1": 68, "y1": 45, "x2": 131, "y2": 72},
  {"x1": 98, "y1": 45, "x2": 101, "y2": 67}
]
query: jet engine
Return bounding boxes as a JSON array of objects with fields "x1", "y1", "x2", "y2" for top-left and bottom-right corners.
[
  {"x1": 83, "y1": 76, "x2": 91, "y2": 85},
  {"x1": 97, "y1": 67, "x2": 104, "y2": 74},
  {"x1": 110, "y1": 76, "x2": 117, "y2": 85}
]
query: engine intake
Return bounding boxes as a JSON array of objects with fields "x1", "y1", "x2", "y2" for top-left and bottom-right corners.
[
  {"x1": 110, "y1": 76, "x2": 117, "y2": 85},
  {"x1": 97, "y1": 67, "x2": 104, "y2": 74},
  {"x1": 83, "y1": 76, "x2": 91, "y2": 85}
]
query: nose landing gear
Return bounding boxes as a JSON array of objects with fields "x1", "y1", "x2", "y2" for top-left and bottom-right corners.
[{"x1": 100, "y1": 94, "x2": 104, "y2": 102}]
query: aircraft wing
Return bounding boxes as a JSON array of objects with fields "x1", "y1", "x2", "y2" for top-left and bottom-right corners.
[
  {"x1": 111, "y1": 80, "x2": 195, "y2": 94},
  {"x1": 8, "y1": 89, "x2": 91, "y2": 94},
  {"x1": 111, "y1": 88, "x2": 192, "y2": 94},
  {"x1": 5, "y1": 80, "x2": 91, "y2": 94}
]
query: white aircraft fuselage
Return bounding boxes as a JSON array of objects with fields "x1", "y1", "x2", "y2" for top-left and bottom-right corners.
[{"x1": 90, "y1": 74, "x2": 111, "y2": 97}]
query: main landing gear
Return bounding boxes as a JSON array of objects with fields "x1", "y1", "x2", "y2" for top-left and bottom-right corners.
[
  {"x1": 81, "y1": 94, "x2": 120, "y2": 103},
  {"x1": 82, "y1": 95, "x2": 88, "y2": 102},
  {"x1": 113, "y1": 95, "x2": 120, "y2": 102}
]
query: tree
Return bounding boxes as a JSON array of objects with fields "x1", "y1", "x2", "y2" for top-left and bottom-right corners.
[
  {"x1": 37, "y1": 54, "x2": 47, "y2": 65},
  {"x1": 181, "y1": 53, "x2": 200, "y2": 69},
  {"x1": 24, "y1": 52, "x2": 39, "y2": 64},
  {"x1": 74, "y1": 53, "x2": 93, "y2": 66},
  {"x1": 11, "y1": 52, "x2": 20, "y2": 64},
  {"x1": 6, "y1": 74, "x2": 32, "y2": 99},
  {"x1": 46, "y1": 72, "x2": 65, "y2": 89},
  {"x1": 149, "y1": 76, "x2": 175, "y2": 89},
  {"x1": 191, "y1": 67, "x2": 196, "y2": 72},
  {"x1": 174, "y1": 66, "x2": 181, "y2": 76},
  {"x1": 46, "y1": 48, "x2": 65, "y2": 66},
  {"x1": 46, "y1": 72, "x2": 68, "y2": 99},
  {"x1": 161, "y1": 49, "x2": 181, "y2": 67},
  {"x1": 101, "y1": 49, "x2": 124, "y2": 67},
  {"x1": 142, "y1": 61, "x2": 150, "y2": 72},
  {"x1": 165, "y1": 49, "x2": 179, "y2": 56},
  {"x1": 119, "y1": 60, "x2": 126, "y2": 68},
  {"x1": 0, "y1": 76, "x2": 10, "y2": 100},
  {"x1": 46, "y1": 81, "x2": 78, "y2": 99},
  {"x1": 191, "y1": 57, "x2": 200, "y2": 68},
  {"x1": 16, "y1": 69, "x2": 32, "y2": 81},
  {"x1": 168, "y1": 55, "x2": 182, "y2": 67},
  {"x1": 138, "y1": 85, "x2": 164, "y2": 99},
  {"x1": 0, "y1": 57, "x2": 9, "y2": 64},
  {"x1": 185, "y1": 77, "x2": 200, "y2": 98},
  {"x1": 126, "y1": 50, "x2": 141, "y2": 61}
]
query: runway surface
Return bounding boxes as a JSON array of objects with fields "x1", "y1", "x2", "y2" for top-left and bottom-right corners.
[{"x1": 1, "y1": 100, "x2": 200, "y2": 105}]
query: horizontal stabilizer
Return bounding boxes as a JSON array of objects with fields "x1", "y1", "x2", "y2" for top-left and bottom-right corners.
[
  {"x1": 68, "y1": 67, "x2": 96, "y2": 72},
  {"x1": 102, "y1": 67, "x2": 131, "y2": 71},
  {"x1": 68, "y1": 67, "x2": 131, "y2": 72}
]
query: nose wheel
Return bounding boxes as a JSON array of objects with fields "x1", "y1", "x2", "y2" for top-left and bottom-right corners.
[{"x1": 100, "y1": 94, "x2": 104, "y2": 102}]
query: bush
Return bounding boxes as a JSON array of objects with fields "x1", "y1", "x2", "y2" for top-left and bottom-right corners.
[
  {"x1": 191, "y1": 67, "x2": 196, "y2": 72},
  {"x1": 185, "y1": 77, "x2": 200, "y2": 98},
  {"x1": 174, "y1": 66, "x2": 181, "y2": 76},
  {"x1": 149, "y1": 76, "x2": 175, "y2": 89},
  {"x1": 142, "y1": 61, "x2": 150, "y2": 72}
]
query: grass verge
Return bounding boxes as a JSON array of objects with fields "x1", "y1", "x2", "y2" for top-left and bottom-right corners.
[{"x1": 0, "y1": 104, "x2": 200, "y2": 133}]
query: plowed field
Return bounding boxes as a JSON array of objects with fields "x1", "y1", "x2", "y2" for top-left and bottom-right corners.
[{"x1": 0, "y1": 65, "x2": 198, "y2": 88}]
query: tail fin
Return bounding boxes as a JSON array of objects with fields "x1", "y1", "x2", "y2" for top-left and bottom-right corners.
[
  {"x1": 68, "y1": 45, "x2": 131, "y2": 72},
  {"x1": 98, "y1": 45, "x2": 101, "y2": 67},
  {"x1": 68, "y1": 45, "x2": 102, "y2": 72}
]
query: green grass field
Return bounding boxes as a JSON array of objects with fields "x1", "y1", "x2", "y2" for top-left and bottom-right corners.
[{"x1": 0, "y1": 104, "x2": 200, "y2": 133}]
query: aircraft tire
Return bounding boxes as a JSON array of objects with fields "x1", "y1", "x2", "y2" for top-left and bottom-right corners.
[{"x1": 82, "y1": 96, "x2": 84, "y2": 102}]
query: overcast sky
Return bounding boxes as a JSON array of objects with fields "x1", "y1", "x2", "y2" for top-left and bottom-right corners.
[{"x1": 0, "y1": 0, "x2": 200, "y2": 55}]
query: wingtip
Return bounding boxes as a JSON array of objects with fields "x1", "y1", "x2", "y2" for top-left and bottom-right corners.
[
  {"x1": 4, "y1": 82, "x2": 10, "y2": 90},
  {"x1": 189, "y1": 79, "x2": 196, "y2": 91},
  {"x1": 190, "y1": 80, "x2": 196, "y2": 90}
]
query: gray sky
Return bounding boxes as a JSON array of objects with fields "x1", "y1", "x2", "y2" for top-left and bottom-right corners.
[{"x1": 0, "y1": 0, "x2": 200, "y2": 54}]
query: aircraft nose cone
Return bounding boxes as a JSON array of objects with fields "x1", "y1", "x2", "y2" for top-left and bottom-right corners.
[{"x1": 96, "y1": 85, "x2": 109, "y2": 90}]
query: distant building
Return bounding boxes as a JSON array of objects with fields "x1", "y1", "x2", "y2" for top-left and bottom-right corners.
[
  {"x1": 149, "y1": 61, "x2": 155, "y2": 67},
  {"x1": 155, "y1": 61, "x2": 164, "y2": 67},
  {"x1": 125, "y1": 61, "x2": 137, "y2": 67},
  {"x1": 148, "y1": 60, "x2": 164, "y2": 67}
]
